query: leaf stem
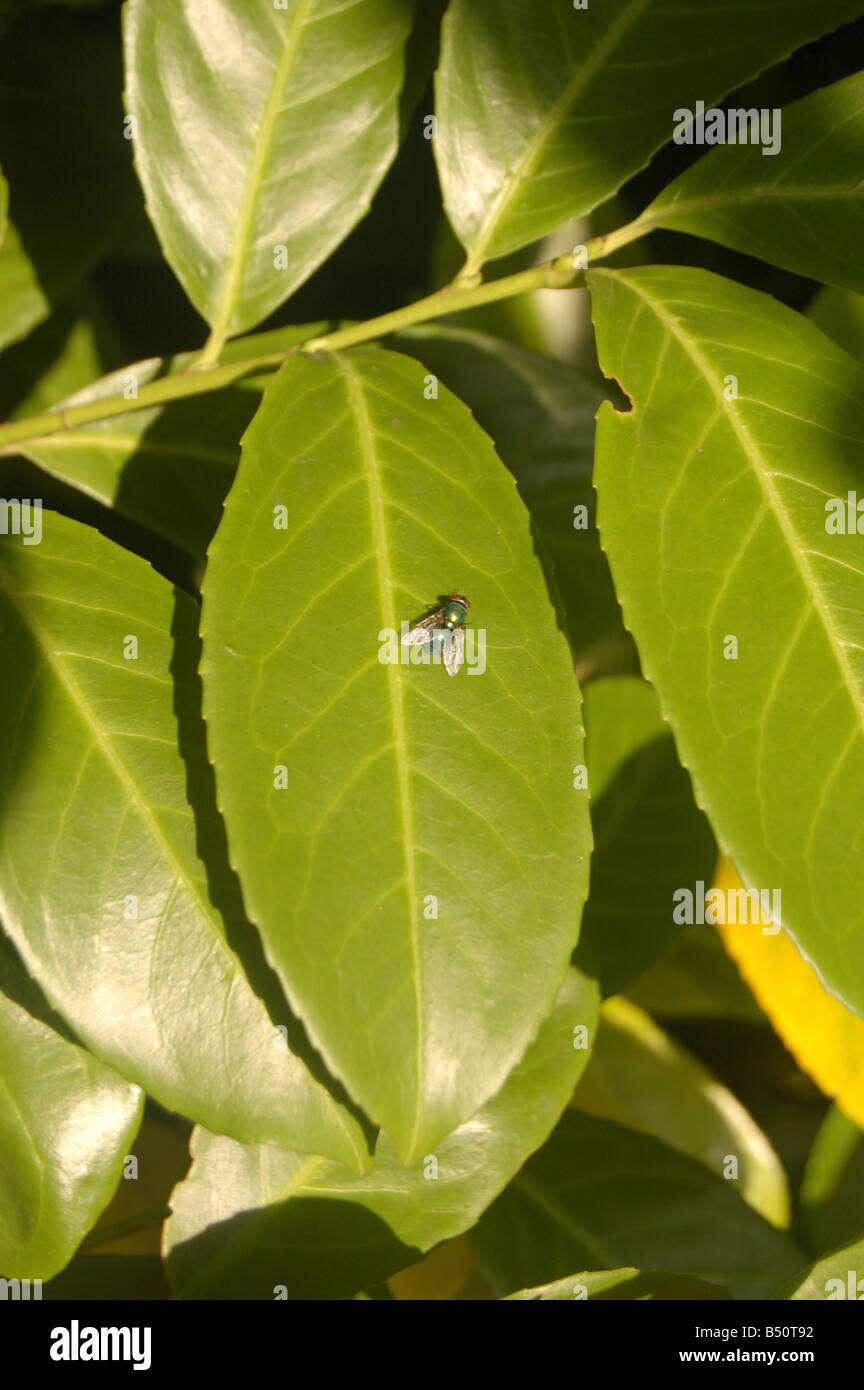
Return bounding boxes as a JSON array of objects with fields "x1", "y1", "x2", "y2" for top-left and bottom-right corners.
[
  {"x1": 0, "y1": 251, "x2": 590, "y2": 451},
  {"x1": 583, "y1": 212, "x2": 655, "y2": 263},
  {"x1": 0, "y1": 354, "x2": 289, "y2": 451},
  {"x1": 299, "y1": 255, "x2": 585, "y2": 354}
]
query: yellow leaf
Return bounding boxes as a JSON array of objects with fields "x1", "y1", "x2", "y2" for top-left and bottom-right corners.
[{"x1": 715, "y1": 854, "x2": 864, "y2": 1127}]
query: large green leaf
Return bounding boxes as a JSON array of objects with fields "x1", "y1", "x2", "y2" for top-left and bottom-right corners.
[
  {"x1": 201, "y1": 346, "x2": 591, "y2": 1162},
  {"x1": 572, "y1": 997, "x2": 789, "y2": 1227},
  {"x1": 0, "y1": 513, "x2": 367, "y2": 1170},
  {"x1": 638, "y1": 72, "x2": 864, "y2": 295},
  {"x1": 7, "y1": 325, "x2": 324, "y2": 558},
  {"x1": 471, "y1": 1111, "x2": 803, "y2": 1298},
  {"x1": 0, "y1": 935, "x2": 143, "y2": 1280},
  {"x1": 395, "y1": 326, "x2": 624, "y2": 662},
  {"x1": 434, "y1": 0, "x2": 864, "y2": 272},
  {"x1": 578, "y1": 676, "x2": 715, "y2": 995},
  {"x1": 0, "y1": 10, "x2": 136, "y2": 352},
  {"x1": 164, "y1": 966, "x2": 598, "y2": 1299},
  {"x1": 123, "y1": 0, "x2": 412, "y2": 341},
  {"x1": 590, "y1": 265, "x2": 864, "y2": 1019}
]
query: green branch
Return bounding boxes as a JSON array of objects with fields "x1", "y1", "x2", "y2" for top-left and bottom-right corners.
[{"x1": 0, "y1": 248, "x2": 598, "y2": 452}]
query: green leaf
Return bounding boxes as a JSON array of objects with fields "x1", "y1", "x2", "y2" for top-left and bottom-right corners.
[
  {"x1": 394, "y1": 326, "x2": 625, "y2": 662},
  {"x1": 779, "y1": 1235, "x2": 864, "y2": 1299},
  {"x1": 0, "y1": 286, "x2": 124, "y2": 423},
  {"x1": 626, "y1": 924, "x2": 763, "y2": 1022},
  {"x1": 123, "y1": 0, "x2": 413, "y2": 343},
  {"x1": 201, "y1": 345, "x2": 591, "y2": 1162},
  {"x1": 9, "y1": 324, "x2": 324, "y2": 558},
  {"x1": 0, "y1": 10, "x2": 136, "y2": 352},
  {"x1": 434, "y1": 0, "x2": 864, "y2": 273},
  {"x1": 578, "y1": 676, "x2": 716, "y2": 995},
  {"x1": 808, "y1": 285, "x2": 864, "y2": 361},
  {"x1": 799, "y1": 1104, "x2": 864, "y2": 1255},
  {"x1": 471, "y1": 1111, "x2": 804, "y2": 1299},
  {"x1": 572, "y1": 997, "x2": 790, "y2": 1227},
  {"x1": 0, "y1": 935, "x2": 143, "y2": 1280},
  {"x1": 0, "y1": 224, "x2": 48, "y2": 352},
  {"x1": 0, "y1": 512, "x2": 367, "y2": 1170},
  {"x1": 589, "y1": 265, "x2": 864, "y2": 1019},
  {"x1": 505, "y1": 1269, "x2": 730, "y2": 1300},
  {"x1": 164, "y1": 966, "x2": 599, "y2": 1299},
  {"x1": 638, "y1": 72, "x2": 864, "y2": 295}
]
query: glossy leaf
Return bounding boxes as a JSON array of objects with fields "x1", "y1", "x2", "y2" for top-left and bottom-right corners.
[
  {"x1": 578, "y1": 676, "x2": 716, "y2": 995},
  {"x1": 715, "y1": 856, "x2": 864, "y2": 1129},
  {"x1": 590, "y1": 265, "x2": 864, "y2": 1018},
  {"x1": 505, "y1": 1269, "x2": 730, "y2": 1300},
  {"x1": 395, "y1": 325, "x2": 623, "y2": 661},
  {"x1": 0, "y1": 10, "x2": 136, "y2": 351},
  {"x1": 434, "y1": 0, "x2": 863, "y2": 271},
  {"x1": 470, "y1": 1111, "x2": 803, "y2": 1299},
  {"x1": 573, "y1": 996, "x2": 789, "y2": 1227},
  {"x1": 11, "y1": 325, "x2": 324, "y2": 558},
  {"x1": 164, "y1": 966, "x2": 599, "y2": 1299},
  {"x1": 0, "y1": 935, "x2": 143, "y2": 1280},
  {"x1": 204, "y1": 350, "x2": 594, "y2": 1162},
  {"x1": 639, "y1": 72, "x2": 864, "y2": 295},
  {"x1": 0, "y1": 512, "x2": 367, "y2": 1170},
  {"x1": 123, "y1": 0, "x2": 413, "y2": 340},
  {"x1": 201, "y1": 346, "x2": 591, "y2": 1161}
]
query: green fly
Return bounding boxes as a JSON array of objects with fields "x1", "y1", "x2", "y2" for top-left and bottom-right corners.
[{"x1": 402, "y1": 592, "x2": 471, "y2": 676}]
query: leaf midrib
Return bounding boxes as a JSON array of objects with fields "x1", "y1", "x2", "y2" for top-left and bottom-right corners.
[
  {"x1": 460, "y1": 0, "x2": 653, "y2": 269},
  {"x1": 336, "y1": 353, "x2": 425, "y2": 1160},
  {"x1": 207, "y1": 0, "x2": 315, "y2": 340}
]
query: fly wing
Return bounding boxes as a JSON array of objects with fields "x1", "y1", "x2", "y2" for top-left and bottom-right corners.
[
  {"x1": 443, "y1": 625, "x2": 465, "y2": 676},
  {"x1": 402, "y1": 609, "x2": 444, "y2": 645}
]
